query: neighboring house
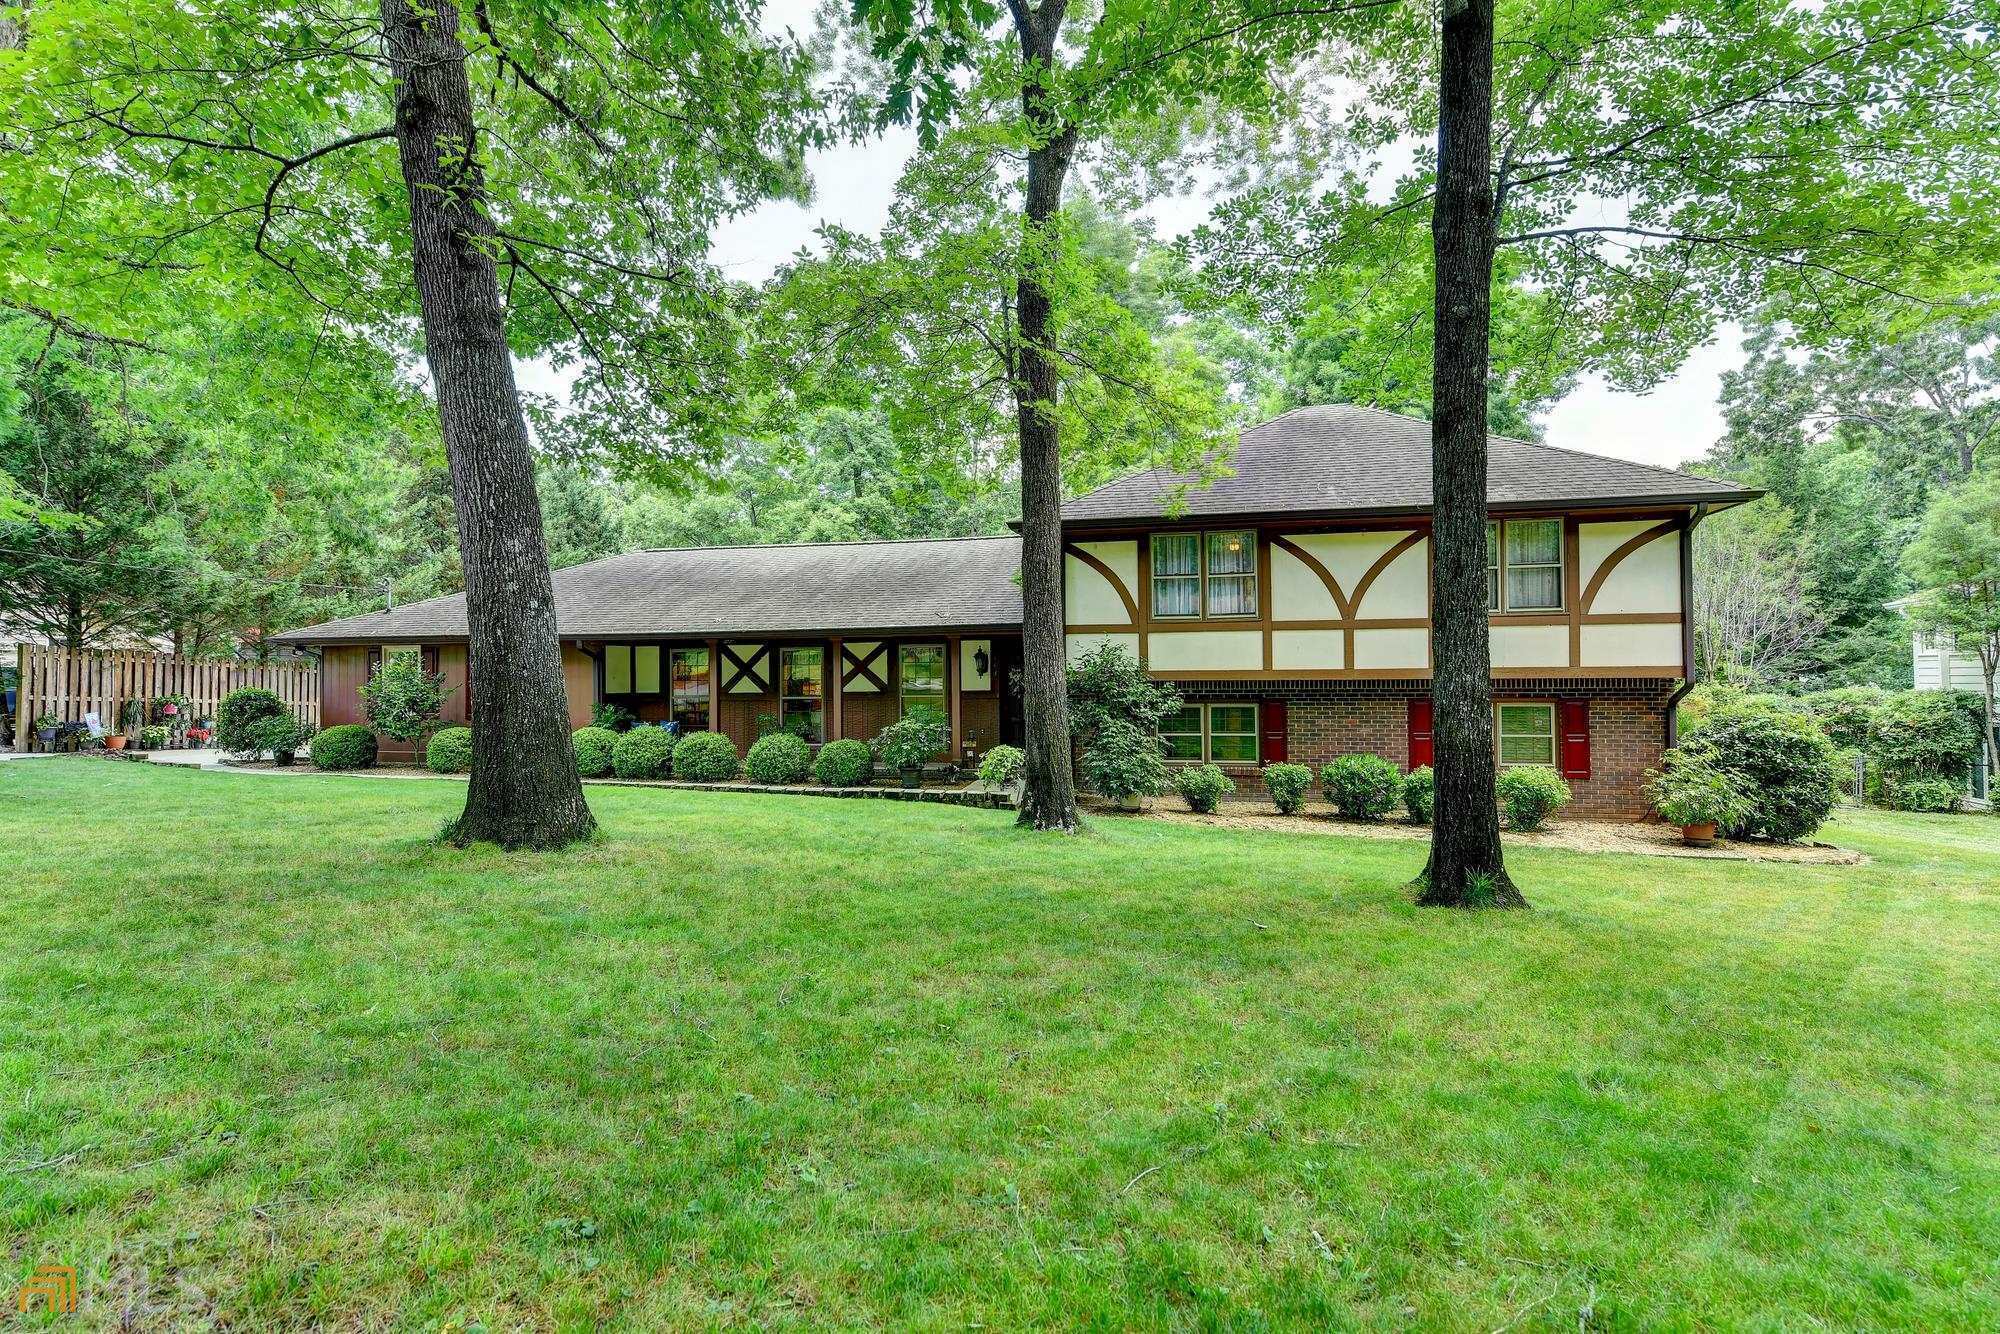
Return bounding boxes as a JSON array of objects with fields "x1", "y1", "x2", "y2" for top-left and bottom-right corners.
[{"x1": 272, "y1": 405, "x2": 1760, "y2": 815}]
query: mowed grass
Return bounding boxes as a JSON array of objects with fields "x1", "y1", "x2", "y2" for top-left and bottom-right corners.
[{"x1": 2, "y1": 760, "x2": 1997, "y2": 1330}]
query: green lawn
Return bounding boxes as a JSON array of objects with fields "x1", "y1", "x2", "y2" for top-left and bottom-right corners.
[{"x1": 3, "y1": 760, "x2": 1996, "y2": 1330}]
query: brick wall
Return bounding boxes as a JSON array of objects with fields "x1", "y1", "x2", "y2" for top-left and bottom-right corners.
[{"x1": 1174, "y1": 677, "x2": 1675, "y2": 818}]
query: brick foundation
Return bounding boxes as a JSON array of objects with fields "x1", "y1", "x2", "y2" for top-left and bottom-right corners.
[{"x1": 1174, "y1": 677, "x2": 1675, "y2": 818}]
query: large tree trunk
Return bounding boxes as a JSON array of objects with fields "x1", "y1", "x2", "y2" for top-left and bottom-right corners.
[
  {"x1": 380, "y1": 0, "x2": 595, "y2": 849},
  {"x1": 1416, "y1": 0, "x2": 1523, "y2": 908},
  {"x1": 1011, "y1": 5, "x2": 1080, "y2": 833}
]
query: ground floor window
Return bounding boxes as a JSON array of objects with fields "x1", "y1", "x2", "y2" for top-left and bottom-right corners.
[
  {"x1": 1162, "y1": 702, "x2": 1260, "y2": 765},
  {"x1": 780, "y1": 646, "x2": 824, "y2": 741},
  {"x1": 603, "y1": 644, "x2": 663, "y2": 696},
  {"x1": 899, "y1": 643, "x2": 945, "y2": 723},
  {"x1": 1497, "y1": 702, "x2": 1556, "y2": 766},
  {"x1": 671, "y1": 648, "x2": 709, "y2": 731}
]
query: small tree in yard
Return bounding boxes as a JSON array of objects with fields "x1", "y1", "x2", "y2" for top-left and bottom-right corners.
[
  {"x1": 1067, "y1": 644, "x2": 1182, "y2": 752},
  {"x1": 1903, "y1": 473, "x2": 2000, "y2": 791},
  {"x1": 362, "y1": 655, "x2": 448, "y2": 751}
]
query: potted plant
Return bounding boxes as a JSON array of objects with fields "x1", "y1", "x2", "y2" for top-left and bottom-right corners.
[
  {"x1": 33, "y1": 713, "x2": 58, "y2": 745},
  {"x1": 874, "y1": 707, "x2": 950, "y2": 788},
  {"x1": 1646, "y1": 744, "x2": 1750, "y2": 847},
  {"x1": 104, "y1": 730, "x2": 128, "y2": 751},
  {"x1": 140, "y1": 725, "x2": 169, "y2": 751}
]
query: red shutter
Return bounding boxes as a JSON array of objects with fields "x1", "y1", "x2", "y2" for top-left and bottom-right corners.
[
  {"x1": 1559, "y1": 699, "x2": 1591, "y2": 779},
  {"x1": 1408, "y1": 697, "x2": 1433, "y2": 770},
  {"x1": 1259, "y1": 699, "x2": 1288, "y2": 763}
]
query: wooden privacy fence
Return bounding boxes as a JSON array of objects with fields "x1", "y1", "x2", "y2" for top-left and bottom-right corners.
[{"x1": 13, "y1": 645, "x2": 318, "y2": 751}]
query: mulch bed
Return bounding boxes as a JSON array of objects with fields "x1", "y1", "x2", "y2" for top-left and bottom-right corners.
[{"x1": 1083, "y1": 795, "x2": 1865, "y2": 864}]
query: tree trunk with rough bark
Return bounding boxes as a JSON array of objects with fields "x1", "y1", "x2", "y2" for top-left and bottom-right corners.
[
  {"x1": 380, "y1": 0, "x2": 595, "y2": 849},
  {"x1": 1416, "y1": 0, "x2": 1524, "y2": 908},
  {"x1": 1011, "y1": 4, "x2": 1081, "y2": 833}
]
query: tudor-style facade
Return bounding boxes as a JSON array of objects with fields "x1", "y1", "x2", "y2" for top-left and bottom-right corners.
[{"x1": 273, "y1": 405, "x2": 1757, "y2": 815}]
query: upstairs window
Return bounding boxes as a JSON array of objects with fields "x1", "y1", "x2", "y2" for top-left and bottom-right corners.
[
  {"x1": 1486, "y1": 519, "x2": 1564, "y2": 612},
  {"x1": 1151, "y1": 530, "x2": 1258, "y2": 619}
]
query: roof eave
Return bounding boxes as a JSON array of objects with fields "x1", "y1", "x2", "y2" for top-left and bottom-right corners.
[{"x1": 1057, "y1": 488, "x2": 1762, "y2": 531}]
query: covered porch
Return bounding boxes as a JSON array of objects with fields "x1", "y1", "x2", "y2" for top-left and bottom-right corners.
[{"x1": 576, "y1": 632, "x2": 1022, "y2": 764}]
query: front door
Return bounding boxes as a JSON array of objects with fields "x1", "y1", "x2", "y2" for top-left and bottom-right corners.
[{"x1": 994, "y1": 637, "x2": 1026, "y2": 748}]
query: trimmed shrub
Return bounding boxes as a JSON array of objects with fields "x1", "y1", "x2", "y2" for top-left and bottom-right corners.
[
  {"x1": 1803, "y1": 686, "x2": 1889, "y2": 751},
  {"x1": 1887, "y1": 776, "x2": 1964, "y2": 813},
  {"x1": 1497, "y1": 765, "x2": 1571, "y2": 831},
  {"x1": 746, "y1": 732, "x2": 812, "y2": 784},
  {"x1": 612, "y1": 726, "x2": 676, "y2": 780},
  {"x1": 426, "y1": 726, "x2": 474, "y2": 774},
  {"x1": 1320, "y1": 753, "x2": 1404, "y2": 820},
  {"x1": 1403, "y1": 765, "x2": 1435, "y2": 824},
  {"x1": 361, "y1": 652, "x2": 446, "y2": 743},
  {"x1": 1173, "y1": 763, "x2": 1235, "y2": 813},
  {"x1": 1693, "y1": 698, "x2": 1842, "y2": 841},
  {"x1": 672, "y1": 731, "x2": 739, "y2": 783},
  {"x1": 571, "y1": 726, "x2": 618, "y2": 778},
  {"x1": 216, "y1": 687, "x2": 287, "y2": 757},
  {"x1": 977, "y1": 744, "x2": 1024, "y2": 787},
  {"x1": 815, "y1": 738, "x2": 873, "y2": 788},
  {"x1": 1263, "y1": 762, "x2": 1314, "y2": 815},
  {"x1": 1870, "y1": 691, "x2": 1983, "y2": 789},
  {"x1": 309, "y1": 724, "x2": 376, "y2": 771},
  {"x1": 1081, "y1": 720, "x2": 1167, "y2": 802}
]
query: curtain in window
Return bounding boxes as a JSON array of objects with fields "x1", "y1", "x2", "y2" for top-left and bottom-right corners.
[
  {"x1": 1486, "y1": 523, "x2": 1500, "y2": 610},
  {"x1": 1152, "y1": 534, "x2": 1200, "y2": 617},
  {"x1": 1205, "y1": 531, "x2": 1256, "y2": 616},
  {"x1": 1504, "y1": 520, "x2": 1562, "y2": 610}
]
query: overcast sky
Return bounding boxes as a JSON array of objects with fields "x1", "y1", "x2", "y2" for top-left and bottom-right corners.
[{"x1": 524, "y1": 7, "x2": 1740, "y2": 475}]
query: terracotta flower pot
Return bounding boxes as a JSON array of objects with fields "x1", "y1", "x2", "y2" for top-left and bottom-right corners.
[
  {"x1": 1681, "y1": 821, "x2": 1717, "y2": 847},
  {"x1": 104, "y1": 734, "x2": 128, "y2": 751}
]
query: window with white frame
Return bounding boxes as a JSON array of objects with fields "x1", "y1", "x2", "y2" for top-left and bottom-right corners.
[
  {"x1": 1161, "y1": 702, "x2": 1260, "y2": 765},
  {"x1": 1486, "y1": 519, "x2": 1564, "y2": 612},
  {"x1": 1496, "y1": 702, "x2": 1556, "y2": 766},
  {"x1": 1150, "y1": 530, "x2": 1258, "y2": 618}
]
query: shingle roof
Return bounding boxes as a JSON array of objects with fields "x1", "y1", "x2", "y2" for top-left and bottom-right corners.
[
  {"x1": 272, "y1": 535, "x2": 1023, "y2": 645},
  {"x1": 1060, "y1": 404, "x2": 1759, "y2": 524}
]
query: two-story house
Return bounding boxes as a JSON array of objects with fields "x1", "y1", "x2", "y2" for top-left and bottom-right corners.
[{"x1": 274, "y1": 405, "x2": 1759, "y2": 815}]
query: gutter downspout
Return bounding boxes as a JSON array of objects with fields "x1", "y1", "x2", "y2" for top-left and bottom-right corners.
[{"x1": 1663, "y1": 503, "x2": 1711, "y2": 748}]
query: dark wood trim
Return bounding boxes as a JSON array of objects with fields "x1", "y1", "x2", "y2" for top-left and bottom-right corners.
[
  {"x1": 719, "y1": 641, "x2": 772, "y2": 694},
  {"x1": 1349, "y1": 529, "x2": 1429, "y2": 615},
  {"x1": 1148, "y1": 665, "x2": 1682, "y2": 681},
  {"x1": 828, "y1": 635, "x2": 843, "y2": 740},
  {"x1": 1268, "y1": 535, "x2": 1353, "y2": 616},
  {"x1": 1579, "y1": 518, "x2": 1680, "y2": 615},
  {"x1": 946, "y1": 633, "x2": 962, "y2": 758},
  {"x1": 1063, "y1": 541, "x2": 1139, "y2": 624},
  {"x1": 841, "y1": 640, "x2": 889, "y2": 692}
]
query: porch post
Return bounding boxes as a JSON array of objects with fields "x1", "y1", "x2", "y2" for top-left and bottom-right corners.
[
  {"x1": 946, "y1": 633, "x2": 962, "y2": 760},
  {"x1": 706, "y1": 638, "x2": 721, "y2": 734},
  {"x1": 828, "y1": 636, "x2": 843, "y2": 741}
]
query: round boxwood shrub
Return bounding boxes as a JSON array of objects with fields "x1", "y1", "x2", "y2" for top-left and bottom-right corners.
[
  {"x1": 1689, "y1": 698, "x2": 1842, "y2": 841},
  {"x1": 746, "y1": 731, "x2": 812, "y2": 785},
  {"x1": 815, "y1": 737, "x2": 873, "y2": 787},
  {"x1": 1320, "y1": 753, "x2": 1404, "y2": 820},
  {"x1": 1497, "y1": 765, "x2": 1571, "y2": 831},
  {"x1": 612, "y1": 726, "x2": 676, "y2": 780},
  {"x1": 672, "y1": 731, "x2": 739, "y2": 783},
  {"x1": 1402, "y1": 765, "x2": 1435, "y2": 823},
  {"x1": 571, "y1": 725, "x2": 618, "y2": 778},
  {"x1": 216, "y1": 687, "x2": 288, "y2": 758},
  {"x1": 309, "y1": 723, "x2": 377, "y2": 771},
  {"x1": 1173, "y1": 763, "x2": 1235, "y2": 814},
  {"x1": 1886, "y1": 775, "x2": 1963, "y2": 813},
  {"x1": 1262, "y1": 762, "x2": 1314, "y2": 815},
  {"x1": 426, "y1": 726, "x2": 473, "y2": 774},
  {"x1": 977, "y1": 743, "x2": 1024, "y2": 787}
]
